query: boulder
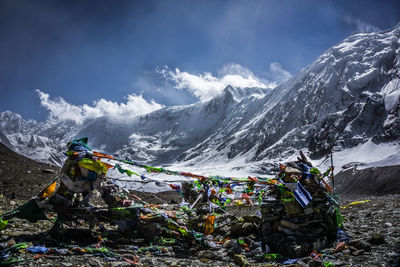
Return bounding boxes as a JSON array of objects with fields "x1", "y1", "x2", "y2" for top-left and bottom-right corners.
[
  {"x1": 234, "y1": 254, "x2": 249, "y2": 267},
  {"x1": 368, "y1": 233, "x2": 385, "y2": 245}
]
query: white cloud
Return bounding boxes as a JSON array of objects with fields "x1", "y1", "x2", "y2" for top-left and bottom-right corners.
[
  {"x1": 343, "y1": 15, "x2": 380, "y2": 33},
  {"x1": 158, "y1": 63, "x2": 277, "y2": 101},
  {"x1": 36, "y1": 89, "x2": 164, "y2": 124},
  {"x1": 36, "y1": 63, "x2": 292, "y2": 123},
  {"x1": 267, "y1": 62, "x2": 292, "y2": 85},
  {"x1": 217, "y1": 63, "x2": 255, "y2": 77}
]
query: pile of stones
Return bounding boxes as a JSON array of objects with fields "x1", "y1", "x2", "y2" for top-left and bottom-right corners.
[{"x1": 261, "y1": 152, "x2": 339, "y2": 258}]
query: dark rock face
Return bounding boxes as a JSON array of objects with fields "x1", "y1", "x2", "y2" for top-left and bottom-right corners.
[
  {"x1": 334, "y1": 164, "x2": 400, "y2": 195},
  {"x1": 375, "y1": 100, "x2": 400, "y2": 142},
  {"x1": 309, "y1": 94, "x2": 388, "y2": 158},
  {"x1": 0, "y1": 111, "x2": 23, "y2": 135}
]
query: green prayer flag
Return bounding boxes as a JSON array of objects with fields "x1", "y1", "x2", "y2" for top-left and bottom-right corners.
[
  {"x1": 0, "y1": 219, "x2": 8, "y2": 231},
  {"x1": 310, "y1": 167, "x2": 321, "y2": 175},
  {"x1": 0, "y1": 257, "x2": 26, "y2": 265},
  {"x1": 324, "y1": 261, "x2": 335, "y2": 267},
  {"x1": 72, "y1": 137, "x2": 91, "y2": 150},
  {"x1": 14, "y1": 199, "x2": 48, "y2": 223},
  {"x1": 335, "y1": 208, "x2": 345, "y2": 227},
  {"x1": 237, "y1": 238, "x2": 245, "y2": 245},
  {"x1": 12, "y1": 242, "x2": 30, "y2": 250},
  {"x1": 263, "y1": 253, "x2": 282, "y2": 260}
]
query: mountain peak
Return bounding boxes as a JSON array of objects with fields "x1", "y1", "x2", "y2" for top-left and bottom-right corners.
[
  {"x1": 0, "y1": 111, "x2": 23, "y2": 135},
  {"x1": 222, "y1": 85, "x2": 268, "y2": 101}
]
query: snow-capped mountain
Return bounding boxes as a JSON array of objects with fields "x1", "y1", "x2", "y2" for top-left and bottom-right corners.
[
  {"x1": 0, "y1": 111, "x2": 72, "y2": 166},
  {"x1": 200, "y1": 25, "x2": 400, "y2": 165},
  {"x1": 174, "y1": 25, "x2": 400, "y2": 170},
  {"x1": 1, "y1": 25, "x2": 400, "y2": 173}
]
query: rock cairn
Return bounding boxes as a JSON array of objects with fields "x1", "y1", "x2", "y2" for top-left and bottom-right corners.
[{"x1": 261, "y1": 151, "x2": 339, "y2": 258}]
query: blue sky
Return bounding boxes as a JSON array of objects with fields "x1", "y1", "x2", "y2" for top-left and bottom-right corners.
[{"x1": 1, "y1": 0, "x2": 399, "y2": 122}]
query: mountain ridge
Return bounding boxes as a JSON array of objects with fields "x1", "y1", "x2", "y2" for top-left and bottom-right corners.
[{"x1": 1, "y1": 25, "x2": 400, "y2": 173}]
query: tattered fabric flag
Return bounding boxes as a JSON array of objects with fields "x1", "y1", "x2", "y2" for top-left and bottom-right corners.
[
  {"x1": 203, "y1": 215, "x2": 215, "y2": 235},
  {"x1": 70, "y1": 137, "x2": 91, "y2": 150},
  {"x1": 335, "y1": 207, "x2": 345, "y2": 227},
  {"x1": 0, "y1": 219, "x2": 8, "y2": 231},
  {"x1": 292, "y1": 182, "x2": 313, "y2": 208},
  {"x1": 37, "y1": 181, "x2": 57, "y2": 200},
  {"x1": 263, "y1": 253, "x2": 282, "y2": 260},
  {"x1": 78, "y1": 158, "x2": 109, "y2": 175},
  {"x1": 11, "y1": 199, "x2": 48, "y2": 223},
  {"x1": 0, "y1": 257, "x2": 26, "y2": 265},
  {"x1": 341, "y1": 200, "x2": 370, "y2": 209},
  {"x1": 337, "y1": 229, "x2": 351, "y2": 242},
  {"x1": 27, "y1": 246, "x2": 48, "y2": 254},
  {"x1": 114, "y1": 164, "x2": 139, "y2": 177},
  {"x1": 0, "y1": 250, "x2": 10, "y2": 260}
]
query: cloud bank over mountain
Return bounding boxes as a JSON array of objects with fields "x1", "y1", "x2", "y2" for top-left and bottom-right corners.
[
  {"x1": 158, "y1": 63, "x2": 290, "y2": 101},
  {"x1": 36, "y1": 62, "x2": 291, "y2": 123},
  {"x1": 36, "y1": 89, "x2": 164, "y2": 124}
]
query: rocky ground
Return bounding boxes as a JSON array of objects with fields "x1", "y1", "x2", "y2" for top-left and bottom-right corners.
[
  {"x1": 0, "y1": 194, "x2": 399, "y2": 266},
  {"x1": 337, "y1": 194, "x2": 400, "y2": 266},
  {"x1": 0, "y1": 143, "x2": 399, "y2": 266}
]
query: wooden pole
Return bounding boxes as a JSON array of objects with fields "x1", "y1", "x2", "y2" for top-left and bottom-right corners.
[{"x1": 330, "y1": 152, "x2": 334, "y2": 194}]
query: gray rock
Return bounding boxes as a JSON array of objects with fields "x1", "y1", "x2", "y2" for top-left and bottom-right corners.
[
  {"x1": 197, "y1": 250, "x2": 225, "y2": 260},
  {"x1": 330, "y1": 260, "x2": 345, "y2": 266},
  {"x1": 234, "y1": 254, "x2": 249, "y2": 267},
  {"x1": 280, "y1": 219, "x2": 300, "y2": 230},
  {"x1": 42, "y1": 169, "x2": 55, "y2": 174},
  {"x1": 277, "y1": 225, "x2": 294, "y2": 235},
  {"x1": 262, "y1": 215, "x2": 281, "y2": 222},
  {"x1": 230, "y1": 222, "x2": 254, "y2": 236},
  {"x1": 217, "y1": 225, "x2": 229, "y2": 235},
  {"x1": 248, "y1": 233, "x2": 256, "y2": 240},
  {"x1": 88, "y1": 258, "x2": 103, "y2": 267},
  {"x1": 204, "y1": 235, "x2": 214, "y2": 241},
  {"x1": 242, "y1": 215, "x2": 261, "y2": 223},
  {"x1": 348, "y1": 245, "x2": 358, "y2": 252},
  {"x1": 223, "y1": 239, "x2": 237, "y2": 248},
  {"x1": 242, "y1": 222, "x2": 254, "y2": 233},
  {"x1": 342, "y1": 249, "x2": 350, "y2": 254},
  {"x1": 230, "y1": 223, "x2": 243, "y2": 236},
  {"x1": 304, "y1": 207, "x2": 314, "y2": 215},
  {"x1": 368, "y1": 233, "x2": 385, "y2": 245},
  {"x1": 351, "y1": 249, "x2": 365, "y2": 256},
  {"x1": 264, "y1": 244, "x2": 271, "y2": 254},
  {"x1": 262, "y1": 222, "x2": 272, "y2": 235},
  {"x1": 309, "y1": 259, "x2": 324, "y2": 267},
  {"x1": 204, "y1": 240, "x2": 218, "y2": 249},
  {"x1": 296, "y1": 260, "x2": 308, "y2": 266},
  {"x1": 250, "y1": 241, "x2": 262, "y2": 250},
  {"x1": 355, "y1": 240, "x2": 371, "y2": 252},
  {"x1": 225, "y1": 240, "x2": 242, "y2": 254}
]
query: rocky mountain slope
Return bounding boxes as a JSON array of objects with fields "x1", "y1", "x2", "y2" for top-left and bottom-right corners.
[
  {"x1": 0, "y1": 142, "x2": 59, "y2": 200},
  {"x1": 335, "y1": 164, "x2": 400, "y2": 195},
  {"x1": 181, "y1": 25, "x2": 400, "y2": 167},
  {"x1": 0, "y1": 26, "x2": 400, "y2": 173}
]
